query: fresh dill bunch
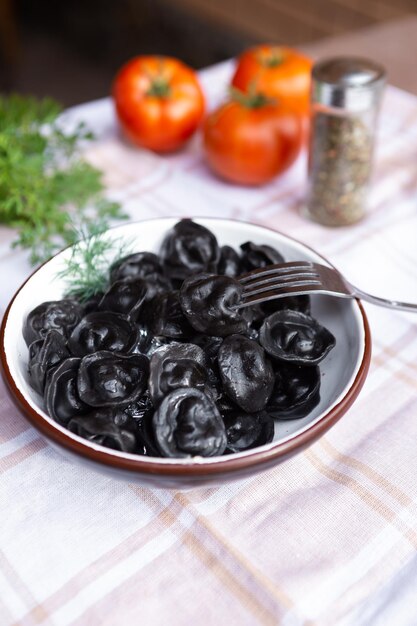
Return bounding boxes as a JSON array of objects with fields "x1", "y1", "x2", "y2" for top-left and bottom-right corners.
[
  {"x1": 57, "y1": 221, "x2": 132, "y2": 302},
  {"x1": 0, "y1": 93, "x2": 127, "y2": 265}
]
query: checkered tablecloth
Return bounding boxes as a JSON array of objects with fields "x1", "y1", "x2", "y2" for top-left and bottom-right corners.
[{"x1": 1, "y1": 61, "x2": 417, "y2": 626}]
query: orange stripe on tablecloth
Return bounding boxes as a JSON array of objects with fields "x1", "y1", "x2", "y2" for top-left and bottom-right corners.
[
  {"x1": 0, "y1": 438, "x2": 47, "y2": 474},
  {"x1": 70, "y1": 523, "x2": 276, "y2": 626},
  {"x1": 331, "y1": 202, "x2": 417, "y2": 254},
  {"x1": 369, "y1": 326, "x2": 417, "y2": 386},
  {"x1": 347, "y1": 324, "x2": 417, "y2": 395},
  {"x1": 318, "y1": 438, "x2": 412, "y2": 508},
  {"x1": 304, "y1": 449, "x2": 417, "y2": 550},
  {"x1": 136, "y1": 488, "x2": 284, "y2": 626},
  {"x1": 372, "y1": 353, "x2": 417, "y2": 391},
  {"x1": 323, "y1": 528, "x2": 414, "y2": 623},
  {"x1": 317, "y1": 395, "x2": 417, "y2": 624},
  {"x1": 224, "y1": 330, "x2": 417, "y2": 507},
  {"x1": 370, "y1": 325, "x2": 417, "y2": 366},
  {"x1": 0, "y1": 426, "x2": 31, "y2": 445},
  {"x1": 175, "y1": 492, "x2": 295, "y2": 615},
  {"x1": 13, "y1": 495, "x2": 180, "y2": 626},
  {"x1": 16, "y1": 485, "x2": 284, "y2": 626},
  {"x1": 339, "y1": 381, "x2": 417, "y2": 458},
  {"x1": 0, "y1": 549, "x2": 51, "y2": 625},
  {"x1": 303, "y1": 188, "x2": 417, "y2": 257},
  {"x1": 374, "y1": 339, "x2": 417, "y2": 374},
  {"x1": 179, "y1": 528, "x2": 278, "y2": 626},
  {"x1": 184, "y1": 486, "x2": 221, "y2": 505},
  {"x1": 67, "y1": 486, "x2": 280, "y2": 626}
]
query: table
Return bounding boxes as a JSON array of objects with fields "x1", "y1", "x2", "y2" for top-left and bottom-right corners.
[
  {"x1": 303, "y1": 15, "x2": 417, "y2": 97},
  {"x1": 1, "y1": 61, "x2": 417, "y2": 626}
]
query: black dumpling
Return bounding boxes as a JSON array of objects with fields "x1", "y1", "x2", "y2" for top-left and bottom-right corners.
[
  {"x1": 191, "y1": 334, "x2": 224, "y2": 361},
  {"x1": 119, "y1": 396, "x2": 161, "y2": 456},
  {"x1": 240, "y1": 241, "x2": 284, "y2": 272},
  {"x1": 148, "y1": 343, "x2": 214, "y2": 406},
  {"x1": 217, "y1": 334, "x2": 274, "y2": 413},
  {"x1": 259, "y1": 310, "x2": 336, "y2": 366},
  {"x1": 68, "y1": 311, "x2": 138, "y2": 357},
  {"x1": 82, "y1": 292, "x2": 105, "y2": 315},
  {"x1": 179, "y1": 273, "x2": 248, "y2": 337},
  {"x1": 216, "y1": 392, "x2": 239, "y2": 414},
  {"x1": 44, "y1": 357, "x2": 88, "y2": 424},
  {"x1": 77, "y1": 351, "x2": 149, "y2": 407},
  {"x1": 67, "y1": 408, "x2": 140, "y2": 453},
  {"x1": 98, "y1": 277, "x2": 148, "y2": 319},
  {"x1": 122, "y1": 392, "x2": 154, "y2": 422},
  {"x1": 159, "y1": 219, "x2": 220, "y2": 282},
  {"x1": 152, "y1": 387, "x2": 227, "y2": 458},
  {"x1": 28, "y1": 330, "x2": 70, "y2": 395},
  {"x1": 261, "y1": 295, "x2": 311, "y2": 316},
  {"x1": 110, "y1": 251, "x2": 162, "y2": 282},
  {"x1": 136, "y1": 408, "x2": 161, "y2": 457},
  {"x1": 129, "y1": 326, "x2": 154, "y2": 356},
  {"x1": 241, "y1": 303, "x2": 265, "y2": 328},
  {"x1": 144, "y1": 291, "x2": 195, "y2": 340},
  {"x1": 223, "y1": 410, "x2": 274, "y2": 453},
  {"x1": 23, "y1": 299, "x2": 84, "y2": 347},
  {"x1": 110, "y1": 251, "x2": 172, "y2": 300},
  {"x1": 218, "y1": 245, "x2": 241, "y2": 277},
  {"x1": 267, "y1": 364, "x2": 321, "y2": 419}
]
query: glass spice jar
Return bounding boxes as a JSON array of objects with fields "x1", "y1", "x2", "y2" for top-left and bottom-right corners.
[{"x1": 305, "y1": 57, "x2": 386, "y2": 226}]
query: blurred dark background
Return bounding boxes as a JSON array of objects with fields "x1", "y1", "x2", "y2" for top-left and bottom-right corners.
[{"x1": 1, "y1": 0, "x2": 417, "y2": 106}]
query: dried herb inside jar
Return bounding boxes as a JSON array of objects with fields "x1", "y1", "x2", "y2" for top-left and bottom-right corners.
[{"x1": 307, "y1": 112, "x2": 373, "y2": 226}]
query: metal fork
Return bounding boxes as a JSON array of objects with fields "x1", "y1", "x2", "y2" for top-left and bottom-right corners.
[{"x1": 238, "y1": 261, "x2": 417, "y2": 313}]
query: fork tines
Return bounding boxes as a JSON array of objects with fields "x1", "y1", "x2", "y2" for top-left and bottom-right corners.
[
  {"x1": 240, "y1": 261, "x2": 323, "y2": 301},
  {"x1": 239, "y1": 261, "x2": 316, "y2": 284}
]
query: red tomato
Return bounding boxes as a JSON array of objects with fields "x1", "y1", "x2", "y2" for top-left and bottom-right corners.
[
  {"x1": 232, "y1": 45, "x2": 313, "y2": 116},
  {"x1": 112, "y1": 56, "x2": 205, "y2": 153},
  {"x1": 203, "y1": 92, "x2": 302, "y2": 186}
]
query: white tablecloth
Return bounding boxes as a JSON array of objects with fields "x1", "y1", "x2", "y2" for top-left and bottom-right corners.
[{"x1": 1, "y1": 61, "x2": 417, "y2": 625}]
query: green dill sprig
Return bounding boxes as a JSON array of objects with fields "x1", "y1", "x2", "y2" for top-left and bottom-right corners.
[
  {"x1": 56, "y1": 221, "x2": 132, "y2": 303},
  {"x1": 0, "y1": 94, "x2": 127, "y2": 265}
]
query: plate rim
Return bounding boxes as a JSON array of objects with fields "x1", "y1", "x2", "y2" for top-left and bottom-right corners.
[{"x1": 0, "y1": 216, "x2": 372, "y2": 477}]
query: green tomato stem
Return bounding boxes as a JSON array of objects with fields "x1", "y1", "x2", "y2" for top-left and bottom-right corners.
[
  {"x1": 147, "y1": 78, "x2": 171, "y2": 98},
  {"x1": 230, "y1": 85, "x2": 277, "y2": 109}
]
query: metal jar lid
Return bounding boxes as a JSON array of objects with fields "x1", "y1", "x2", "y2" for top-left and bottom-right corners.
[{"x1": 312, "y1": 57, "x2": 386, "y2": 111}]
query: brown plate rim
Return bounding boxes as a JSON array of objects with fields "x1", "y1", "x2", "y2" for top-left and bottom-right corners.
[{"x1": 0, "y1": 217, "x2": 372, "y2": 477}]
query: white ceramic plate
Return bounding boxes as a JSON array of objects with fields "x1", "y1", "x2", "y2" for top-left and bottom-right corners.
[{"x1": 0, "y1": 218, "x2": 371, "y2": 487}]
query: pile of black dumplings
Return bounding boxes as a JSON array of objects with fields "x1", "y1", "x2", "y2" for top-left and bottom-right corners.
[{"x1": 23, "y1": 219, "x2": 336, "y2": 459}]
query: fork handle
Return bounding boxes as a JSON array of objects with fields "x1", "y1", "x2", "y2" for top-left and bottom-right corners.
[{"x1": 351, "y1": 285, "x2": 417, "y2": 313}]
